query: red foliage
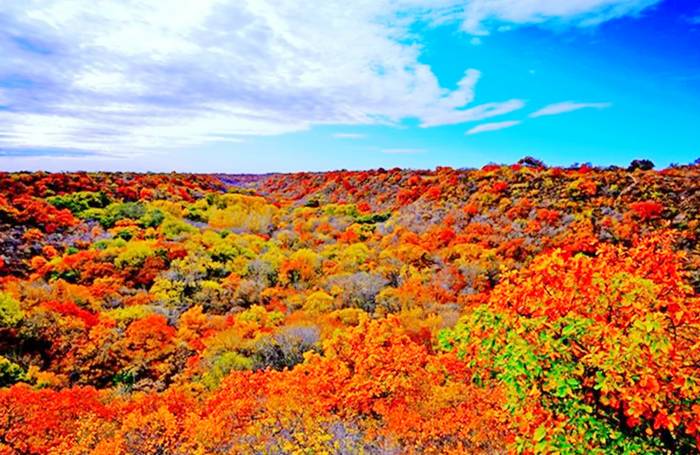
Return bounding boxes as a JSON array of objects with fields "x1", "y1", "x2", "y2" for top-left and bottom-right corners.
[
  {"x1": 45, "y1": 300, "x2": 100, "y2": 328},
  {"x1": 12, "y1": 196, "x2": 77, "y2": 233},
  {"x1": 629, "y1": 200, "x2": 664, "y2": 220},
  {"x1": 425, "y1": 185, "x2": 442, "y2": 201},
  {"x1": 490, "y1": 181, "x2": 508, "y2": 194},
  {"x1": 536, "y1": 208, "x2": 561, "y2": 224},
  {"x1": 0, "y1": 385, "x2": 111, "y2": 454},
  {"x1": 397, "y1": 188, "x2": 420, "y2": 205}
]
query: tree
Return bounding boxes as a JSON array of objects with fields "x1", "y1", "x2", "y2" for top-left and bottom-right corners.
[
  {"x1": 518, "y1": 156, "x2": 547, "y2": 168},
  {"x1": 441, "y1": 234, "x2": 700, "y2": 453},
  {"x1": 628, "y1": 159, "x2": 655, "y2": 171}
]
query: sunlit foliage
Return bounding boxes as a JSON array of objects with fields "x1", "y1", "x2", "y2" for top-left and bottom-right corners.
[{"x1": 0, "y1": 162, "x2": 698, "y2": 453}]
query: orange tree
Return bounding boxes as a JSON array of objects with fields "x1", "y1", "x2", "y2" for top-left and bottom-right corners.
[{"x1": 440, "y1": 233, "x2": 700, "y2": 453}]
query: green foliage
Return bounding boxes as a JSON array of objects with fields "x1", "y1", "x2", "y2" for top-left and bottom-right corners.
[
  {"x1": 89, "y1": 202, "x2": 165, "y2": 228},
  {"x1": 92, "y1": 237, "x2": 127, "y2": 251},
  {"x1": 323, "y1": 203, "x2": 359, "y2": 218},
  {"x1": 440, "y1": 308, "x2": 668, "y2": 454},
  {"x1": 439, "y1": 243, "x2": 700, "y2": 454},
  {"x1": 209, "y1": 241, "x2": 241, "y2": 263},
  {"x1": 92, "y1": 202, "x2": 146, "y2": 228},
  {"x1": 47, "y1": 191, "x2": 111, "y2": 215},
  {"x1": 115, "y1": 229, "x2": 134, "y2": 241},
  {"x1": 0, "y1": 356, "x2": 26, "y2": 387},
  {"x1": 139, "y1": 207, "x2": 165, "y2": 228},
  {"x1": 112, "y1": 370, "x2": 136, "y2": 389},
  {"x1": 160, "y1": 218, "x2": 197, "y2": 239},
  {"x1": 201, "y1": 352, "x2": 253, "y2": 389},
  {"x1": 355, "y1": 212, "x2": 391, "y2": 224},
  {"x1": 0, "y1": 291, "x2": 23, "y2": 327},
  {"x1": 114, "y1": 241, "x2": 158, "y2": 269}
]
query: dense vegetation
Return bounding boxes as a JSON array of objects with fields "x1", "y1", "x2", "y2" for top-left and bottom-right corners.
[{"x1": 0, "y1": 161, "x2": 699, "y2": 454}]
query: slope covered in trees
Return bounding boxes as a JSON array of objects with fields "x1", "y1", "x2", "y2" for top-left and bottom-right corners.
[{"x1": 0, "y1": 162, "x2": 698, "y2": 453}]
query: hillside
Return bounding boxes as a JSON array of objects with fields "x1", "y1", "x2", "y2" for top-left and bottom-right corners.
[{"x1": 0, "y1": 162, "x2": 699, "y2": 453}]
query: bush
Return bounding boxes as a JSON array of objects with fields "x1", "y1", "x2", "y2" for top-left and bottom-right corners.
[
  {"x1": 440, "y1": 237, "x2": 699, "y2": 453},
  {"x1": 47, "y1": 191, "x2": 110, "y2": 215},
  {"x1": 161, "y1": 218, "x2": 196, "y2": 239},
  {"x1": 91, "y1": 202, "x2": 164, "y2": 229},
  {"x1": 326, "y1": 272, "x2": 387, "y2": 312},
  {"x1": 355, "y1": 212, "x2": 391, "y2": 224},
  {"x1": 202, "y1": 352, "x2": 254, "y2": 389},
  {"x1": 0, "y1": 291, "x2": 23, "y2": 328},
  {"x1": 98, "y1": 202, "x2": 147, "y2": 227},
  {"x1": 0, "y1": 356, "x2": 26, "y2": 387},
  {"x1": 138, "y1": 208, "x2": 165, "y2": 228},
  {"x1": 628, "y1": 159, "x2": 655, "y2": 171},
  {"x1": 114, "y1": 242, "x2": 157, "y2": 269},
  {"x1": 629, "y1": 201, "x2": 664, "y2": 220},
  {"x1": 251, "y1": 326, "x2": 320, "y2": 371},
  {"x1": 517, "y1": 156, "x2": 546, "y2": 168}
]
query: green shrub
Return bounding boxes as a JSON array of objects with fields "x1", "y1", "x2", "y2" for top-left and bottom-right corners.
[
  {"x1": 0, "y1": 356, "x2": 26, "y2": 387},
  {"x1": 0, "y1": 291, "x2": 23, "y2": 328},
  {"x1": 202, "y1": 352, "x2": 253, "y2": 389},
  {"x1": 47, "y1": 191, "x2": 110, "y2": 215}
]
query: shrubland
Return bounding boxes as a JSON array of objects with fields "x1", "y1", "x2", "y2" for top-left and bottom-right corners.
[{"x1": 0, "y1": 161, "x2": 698, "y2": 453}]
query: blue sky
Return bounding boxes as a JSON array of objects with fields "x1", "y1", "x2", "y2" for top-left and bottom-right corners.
[{"x1": 0, "y1": 0, "x2": 698, "y2": 172}]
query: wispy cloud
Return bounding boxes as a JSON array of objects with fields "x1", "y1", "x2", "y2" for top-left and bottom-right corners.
[
  {"x1": 466, "y1": 120, "x2": 520, "y2": 135},
  {"x1": 333, "y1": 133, "x2": 366, "y2": 139},
  {"x1": 420, "y1": 98, "x2": 525, "y2": 128},
  {"x1": 457, "y1": 0, "x2": 662, "y2": 35},
  {"x1": 0, "y1": 148, "x2": 102, "y2": 158},
  {"x1": 0, "y1": 1, "x2": 528, "y2": 156},
  {"x1": 529, "y1": 101, "x2": 612, "y2": 118},
  {"x1": 0, "y1": 1, "x2": 652, "y2": 157}
]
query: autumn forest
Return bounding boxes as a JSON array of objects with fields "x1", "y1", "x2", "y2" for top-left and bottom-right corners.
[{"x1": 1, "y1": 160, "x2": 699, "y2": 454}]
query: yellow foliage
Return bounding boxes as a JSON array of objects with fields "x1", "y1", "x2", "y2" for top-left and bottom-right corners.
[{"x1": 303, "y1": 290, "x2": 335, "y2": 313}]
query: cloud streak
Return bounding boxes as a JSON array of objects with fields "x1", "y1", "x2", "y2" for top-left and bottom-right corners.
[
  {"x1": 466, "y1": 120, "x2": 521, "y2": 135},
  {"x1": 457, "y1": 0, "x2": 662, "y2": 35},
  {"x1": 530, "y1": 101, "x2": 612, "y2": 118}
]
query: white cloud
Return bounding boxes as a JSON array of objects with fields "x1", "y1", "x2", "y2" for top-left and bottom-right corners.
[
  {"x1": 0, "y1": 0, "x2": 530, "y2": 155},
  {"x1": 73, "y1": 70, "x2": 146, "y2": 94},
  {"x1": 529, "y1": 101, "x2": 612, "y2": 118},
  {"x1": 457, "y1": 0, "x2": 662, "y2": 35},
  {"x1": 466, "y1": 120, "x2": 520, "y2": 135},
  {"x1": 421, "y1": 99, "x2": 525, "y2": 127},
  {"x1": 0, "y1": 0, "x2": 653, "y2": 156}
]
